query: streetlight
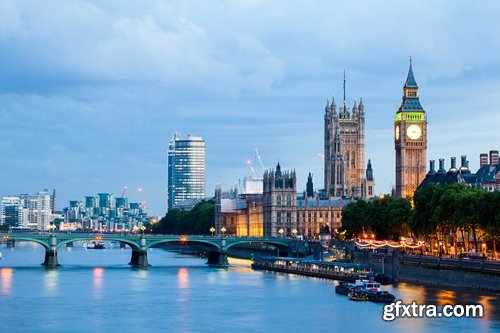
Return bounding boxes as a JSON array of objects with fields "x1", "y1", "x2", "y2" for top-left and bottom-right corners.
[
  {"x1": 209, "y1": 227, "x2": 215, "y2": 236},
  {"x1": 292, "y1": 229, "x2": 297, "y2": 238},
  {"x1": 48, "y1": 223, "x2": 56, "y2": 235},
  {"x1": 221, "y1": 227, "x2": 226, "y2": 237},
  {"x1": 278, "y1": 228, "x2": 284, "y2": 238},
  {"x1": 133, "y1": 226, "x2": 139, "y2": 234},
  {"x1": 140, "y1": 225, "x2": 146, "y2": 236}
]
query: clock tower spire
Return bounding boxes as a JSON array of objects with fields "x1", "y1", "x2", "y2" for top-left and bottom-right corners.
[{"x1": 394, "y1": 59, "x2": 427, "y2": 199}]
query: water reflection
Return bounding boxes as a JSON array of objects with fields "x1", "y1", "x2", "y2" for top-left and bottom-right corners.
[
  {"x1": 44, "y1": 269, "x2": 58, "y2": 296},
  {"x1": 130, "y1": 269, "x2": 148, "y2": 292},
  {"x1": 0, "y1": 268, "x2": 13, "y2": 295},
  {"x1": 178, "y1": 267, "x2": 189, "y2": 289},
  {"x1": 93, "y1": 267, "x2": 104, "y2": 300}
]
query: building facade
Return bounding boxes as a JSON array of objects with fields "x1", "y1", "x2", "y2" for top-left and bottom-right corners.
[
  {"x1": 167, "y1": 133, "x2": 206, "y2": 211},
  {"x1": 395, "y1": 59, "x2": 427, "y2": 198},
  {"x1": 324, "y1": 75, "x2": 367, "y2": 199},
  {"x1": 1, "y1": 190, "x2": 57, "y2": 230},
  {"x1": 418, "y1": 150, "x2": 500, "y2": 192},
  {"x1": 215, "y1": 164, "x2": 344, "y2": 238}
]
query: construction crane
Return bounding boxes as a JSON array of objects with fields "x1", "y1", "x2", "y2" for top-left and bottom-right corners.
[
  {"x1": 246, "y1": 159, "x2": 255, "y2": 177},
  {"x1": 137, "y1": 187, "x2": 147, "y2": 211},
  {"x1": 255, "y1": 148, "x2": 266, "y2": 173},
  {"x1": 120, "y1": 186, "x2": 128, "y2": 198}
]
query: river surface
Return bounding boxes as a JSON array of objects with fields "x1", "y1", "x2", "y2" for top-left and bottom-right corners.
[{"x1": 0, "y1": 242, "x2": 498, "y2": 333}]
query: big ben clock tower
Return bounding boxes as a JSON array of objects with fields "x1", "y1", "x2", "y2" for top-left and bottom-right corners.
[{"x1": 395, "y1": 59, "x2": 427, "y2": 198}]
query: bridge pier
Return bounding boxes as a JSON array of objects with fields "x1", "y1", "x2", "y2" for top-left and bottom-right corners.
[
  {"x1": 129, "y1": 236, "x2": 149, "y2": 268},
  {"x1": 42, "y1": 234, "x2": 59, "y2": 268},
  {"x1": 206, "y1": 251, "x2": 228, "y2": 267},
  {"x1": 129, "y1": 250, "x2": 149, "y2": 268}
]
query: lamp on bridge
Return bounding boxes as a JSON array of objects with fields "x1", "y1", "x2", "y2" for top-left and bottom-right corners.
[
  {"x1": 292, "y1": 229, "x2": 297, "y2": 238},
  {"x1": 140, "y1": 225, "x2": 146, "y2": 236},
  {"x1": 133, "y1": 226, "x2": 139, "y2": 234},
  {"x1": 221, "y1": 227, "x2": 226, "y2": 237},
  {"x1": 278, "y1": 228, "x2": 284, "y2": 238},
  {"x1": 210, "y1": 227, "x2": 215, "y2": 236},
  {"x1": 48, "y1": 223, "x2": 56, "y2": 235}
]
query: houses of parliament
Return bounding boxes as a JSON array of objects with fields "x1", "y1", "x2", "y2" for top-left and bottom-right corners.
[{"x1": 215, "y1": 60, "x2": 426, "y2": 237}]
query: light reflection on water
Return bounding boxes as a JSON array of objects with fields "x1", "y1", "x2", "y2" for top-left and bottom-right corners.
[
  {"x1": 1, "y1": 268, "x2": 13, "y2": 295},
  {"x1": 0, "y1": 243, "x2": 498, "y2": 333},
  {"x1": 44, "y1": 269, "x2": 58, "y2": 296}
]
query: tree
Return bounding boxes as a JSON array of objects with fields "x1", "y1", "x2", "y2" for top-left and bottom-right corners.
[{"x1": 152, "y1": 200, "x2": 215, "y2": 235}]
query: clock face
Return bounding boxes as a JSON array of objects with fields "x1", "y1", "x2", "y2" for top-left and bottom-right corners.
[
  {"x1": 395, "y1": 125, "x2": 400, "y2": 140},
  {"x1": 407, "y1": 124, "x2": 422, "y2": 140}
]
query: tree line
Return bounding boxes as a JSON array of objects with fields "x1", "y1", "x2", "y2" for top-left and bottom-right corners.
[
  {"x1": 340, "y1": 183, "x2": 500, "y2": 254},
  {"x1": 147, "y1": 199, "x2": 215, "y2": 235}
]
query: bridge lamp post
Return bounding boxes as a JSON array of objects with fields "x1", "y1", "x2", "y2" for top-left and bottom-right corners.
[
  {"x1": 210, "y1": 227, "x2": 215, "y2": 236},
  {"x1": 278, "y1": 228, "x2": 284, "y2": 238},
  {"x1": 221, "y1": 227, "x2": 226, "y2": 237},
  {"x1": 140, "y1": 225, "x2": 146, "y2": 236},
  {"x1": 48, "y1": 223, "x2": 56, "y2": 235},
  {"x1": 292, "y1": 229, "x2": 297, "y2": 238}
]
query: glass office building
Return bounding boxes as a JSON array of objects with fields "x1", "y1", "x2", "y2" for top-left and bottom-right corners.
[{"x1": 167, "y1": 133, "x2": 206, "y2": 211}]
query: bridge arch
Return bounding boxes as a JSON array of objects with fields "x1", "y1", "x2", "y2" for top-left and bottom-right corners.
[
  {"x1": 55, "y1": 237, "x2": 140, "y2": 251},
  {"x1": 3, "y1": 236, "x2": 50, "y2": 250},
  {"x1": 225, "y1": 239, "x2": 290, "y2": 251},
  {"x1": 146, "y1": 239, "x2": 221, "y2": 252}
]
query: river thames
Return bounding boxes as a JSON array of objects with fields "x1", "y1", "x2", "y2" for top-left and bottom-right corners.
[{"x1": 0, "y1": 242, "x2": 498, "y2": 333}]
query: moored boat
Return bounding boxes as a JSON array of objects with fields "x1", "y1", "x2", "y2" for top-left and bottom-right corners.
[
  {"x1": 365, "y1": 290, "x2": 396, "y2": 303},
  {"x1": 335, "y1": 281, "x2": 352, "y2": 295},
  {"x1": 84, "y1": 241, "x2": 106, "y2": 249}
]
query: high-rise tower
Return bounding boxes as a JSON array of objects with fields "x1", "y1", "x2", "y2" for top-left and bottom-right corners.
[
  {"x1": 394, "y1": 59, "x2": 427, "y2": 198},
  {"x1": 324, "y1": 72, "x2": 366, "y2": 198},
  {"x1": 167, "y1": 133, "x2": 206, "y2": 211}
]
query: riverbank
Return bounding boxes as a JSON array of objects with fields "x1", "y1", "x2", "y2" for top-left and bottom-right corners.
[
  {"x1": 354, "y1": 251, "x2": 500, "y2": 292},
  {"x1": 251, "y1": 257, "x2": 368, "y2": 282}
]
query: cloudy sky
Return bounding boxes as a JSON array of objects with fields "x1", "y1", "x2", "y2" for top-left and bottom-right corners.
[{"x1": 1, "y1": 0, "x2": 499, "y2": 216}]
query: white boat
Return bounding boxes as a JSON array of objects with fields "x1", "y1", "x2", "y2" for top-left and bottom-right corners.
[
  {"x1": 83, "y1": 241, "x2": 106, "y2": 249},
  {"x1": 0, "y1": 251, "x2": 2, "y2": 260}
]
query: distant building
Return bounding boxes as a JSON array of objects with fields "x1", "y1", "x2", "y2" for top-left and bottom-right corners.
[
  {"x1": 0, "y1": 196, "x2": 24, "y2": 227},
  {"x1": 324, "y1": 72, "x2": 369, "y2": 199},
  {"x1": 215, "y1": 163, "x2": 345, "y2": 238},
  {"x1": 167, "y1": 133, "x2": 206, "y2": 211},
  {"x1": 394, "y1": 59, "x2": 428, "y2": 199},
  {"x1": 418, "y1": 150, "x2": 500, "y2": 192}
]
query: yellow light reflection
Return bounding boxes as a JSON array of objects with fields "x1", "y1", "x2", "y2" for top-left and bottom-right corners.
[
  {"x1": 178, "y1": 267, "x2": 189, "y2": 289},
  {"x1": 1, "y1": 268, "x2": 13, "y2": 295},
  {"x1": 93, "y1": 267, "x2": 104, "y2": 299}
]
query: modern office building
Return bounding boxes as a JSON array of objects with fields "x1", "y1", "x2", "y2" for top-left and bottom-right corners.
[
  {"x1": 394, "y1": 59, "x2": 428, "y2": 198},
  {"x1": 167, "y1": 133, "x2": 206, "y2": 211},
  {"x1": 324, "y1": 72, "x2": 371, "y2": 199},
  {"x1": 0, "y1": 196, "x2": 24, "y2": 227}
]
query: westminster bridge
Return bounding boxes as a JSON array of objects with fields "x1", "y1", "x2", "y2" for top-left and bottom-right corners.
[{"x1": 0, "y1": 232, "x2": 295, "y2": 268}]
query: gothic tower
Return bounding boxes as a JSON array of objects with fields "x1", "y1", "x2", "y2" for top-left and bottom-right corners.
[
  {"x1": 263, "y1": 163, "x2": 297, "y2": 237},
  {"x1": 324, "y1": 72, "x2": 366, "y2": 199},
  {"x1": 394, "y1": 59, "x2": 427, "y2": 198}
]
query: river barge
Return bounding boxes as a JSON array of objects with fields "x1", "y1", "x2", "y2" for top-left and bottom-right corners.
[{"x1": 251, "y1": 257, "x2": 370, "y2": 282}]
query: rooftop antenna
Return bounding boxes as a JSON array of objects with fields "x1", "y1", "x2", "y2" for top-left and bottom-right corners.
[{"x1": 343, "y1": 69, "x2": 346, "y2": 106}]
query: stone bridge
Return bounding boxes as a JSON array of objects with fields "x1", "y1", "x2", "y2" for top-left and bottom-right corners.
[{"x1": 1, "y1": 233, "x2": 295, "y2": 268}]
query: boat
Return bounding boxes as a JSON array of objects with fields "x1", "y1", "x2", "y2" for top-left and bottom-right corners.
[
  {"x1": 365, "y1": 290, "x2": 396, "y2": 303},
  {"x1": 337, "y1": 277, "x2": 396, "y2": 303},
  {"x1": 335, "y1": 281, "x2": 352, "y2": 295},
  {"x1": 0, "y1": 251, "x2": 2, "y2": 260},
  {"x1": 347, "y1": 286, "x2": 369, "y2": 301},
  {"x1": 84, "y1": 241, "x2": 106, "y2": 249}
]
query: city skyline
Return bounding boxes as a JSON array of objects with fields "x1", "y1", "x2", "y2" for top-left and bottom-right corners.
[{"x1": 1, "y1": 1, "x2": 500, "y2": 215}]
